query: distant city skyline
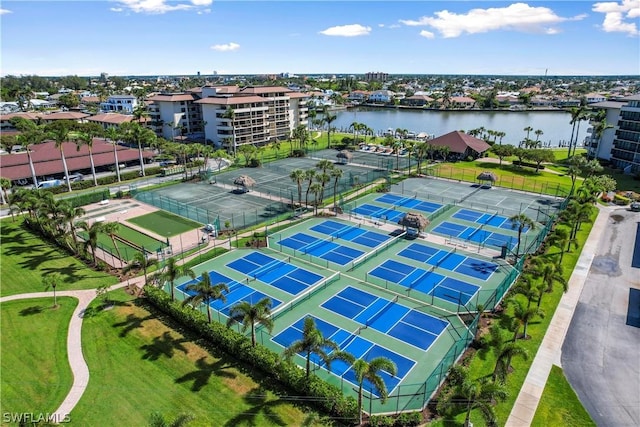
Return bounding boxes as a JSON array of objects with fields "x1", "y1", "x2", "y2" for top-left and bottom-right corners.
[{"x1": 1, "y1": 1, "x2": 638, "y2": 77}]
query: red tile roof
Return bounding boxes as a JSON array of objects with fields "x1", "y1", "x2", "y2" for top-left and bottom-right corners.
[
  {"x1": 40, "y1": 112, "x2": 90, "y2": 120},
  {"x1": 287, "y1": 92, "x2": 310, "y2": 99},
  {"x1": 86, "y1": 113, "x2": 136, "y2": 125},
  {"x1": 239, "y1": 86, "x2": 291, "y2": 94},
  {"x1": 0, "y1": 139, "x2": 153, "y2": 181},
  {"x1": 428, "y1": 131, "x2": 491, "y2": 154},
  {"x1": 148, "y1": 94, "x2": 197, "y2": 102},
  {"x1": 195, "y1": 96, "x2": 266, "y2": 105},
  {"x1": 0, "y1": 112, "x2": 41, "y2": 121}
]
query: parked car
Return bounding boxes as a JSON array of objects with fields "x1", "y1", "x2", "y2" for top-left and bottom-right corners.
[
  {"x1": 630, "y1": 201, "x2": 640, "y2": 212},
  {"x1": 64, "y1": 173, "x2": 84, "y2": 182},
  {"x1": 36, "y1": 179, "x2": 64, "y2": 189}
]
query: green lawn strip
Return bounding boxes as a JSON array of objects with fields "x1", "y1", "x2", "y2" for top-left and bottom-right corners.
[
  {"x1": 428, "y1": 210, "x2": 597, "y2": 426},
  {"x1": 72, "y1": 290, "x2": 318, "y2": 426},
  {"x1": 433, "y1": 161, "x2": 574, "y2": 196},
  {"x1": 116, "y1": 223, "x2": 166, "y2": 251},
  {"x1": 127, "y1": 210, "x2": 202, "y2": 237},
  {"x1": 0, "y1": 297, "x2": 77, "y2": 414},
  {"x1": 531, "y1": 365, "x2": 596, "y2": 427},
  {"x1": 78, "y1": 230, "x2": 144, "y2": 261},
  {"x1": 0, "y1": 219, "x2": 118, "y2": 297}
]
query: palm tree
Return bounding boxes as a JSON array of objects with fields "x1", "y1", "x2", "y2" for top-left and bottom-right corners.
[
  {"x1": 158, "y1": 257, "x2": 196, "y2": 301},
  {"x1": 304, "y1": 169, "x2": 316, "y2": 207},
  {"x1": 43, "y1": 272, "x2": 63, "y2": 308},
  {"x1": 331, "y1": 167, "x2": 343, "y2": 215},
  {"x1": 283, "y1": 316, "x2": 340, "y2": 378},
  {"x1": 489, "y1": 326, "x2": 528, "y2": 384},
  {"x1": 182, "y1": 272, "x2": 229, "y2": 323},
  {"x1": 226, "y1": 297, "x2": 273, "y2": 346},
  {"x1": 567, "y1": 105, "x2": 587, "y2": 158},
  {"x1": 588, "y1": 113, "x2": 613, "y2": 160},
  {"x1": 353, "y1": 357, "x2": 397, "y2": 425},
  {"x1": 0, "y1": 177, "x2": 11, "y2": 205},
  {"x1": 120, "y1": 122, "x2": 156, "y2": 177},
  {"x1": 510, "y1": 298, "x2": 545, "y2": 341},
  {"x1": 310, "y1": 182, "x2": 323, "y2": 215},
  {"x1": 58, "y1": 201, "x2": 85, "y2": 252},
  {"x1": 77, "y1": 220, "x2": 103, "y2": 266},
  {"x1": 509, "y1": 213, "x2": 536, "y2": 260},
  {"x1": 522, "y1": 126, "x2": 533, "y2": 147},
  {"x1": 132, "y1": 104, "x2": 150, "y2": 126},
  {"x1": 74, "y1": 127, "x2": 100, "y2": 186},
  {"x1": 547, "y1": 227, "x2": 571, "y2": 263},
  {"x1": 123, "y1": 251, "x2": 158, "y2": 285},
  {"x1": 12, "y1": 117, "x2": 46, "y2": 188},
  {"x1": 322, "y1": 107, "x2": 337, "y2": 149},
  {"x1": 529, "y1": 258, "x2": 567, "y2": 306},
  {"x1": 101, "y1": 221, "x2": 124, "y2": 267},
  {"x1": 289, "y1": 169, "x2": 305, "y2": 207},
  {"x1": 316, "y1": 173, "x2": 331, "y2": 206},
  {"x1": 46, "y1": 120, "x2": 74, "y2": 192},
  {"x1": 104, "y1": 126, "x2": 122, "y2": 182},
  {"x1": 438, "y1": 364, "x2": 508, "y2": 427},
  {"x1": 534, "y1": 129, "x2": 544, "y2": 146}
]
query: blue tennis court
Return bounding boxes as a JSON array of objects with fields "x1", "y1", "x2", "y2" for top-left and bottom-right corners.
[
  {"x1": 398, "y1": 242, "x2": 499, "y2": 281},
  {"x1": 351, "y1": 203, "x2": 406, "y2": 222},
  {"x1": 432, "y1": 221, "x2": 516, "y2": 249},
  {"x1": 272, "y1": 315, "x2": 415, "y2": 396},
  {"x1": 368, "y1": 260, "x2": 480, "y2": 306},
  {"x1": 177, "y1": 270, "x2": 281, "y2": 315},
  {"x1": 310, "y1": 220, "x2": 390, "y2": 248},
  {"x1": 321, "y1": 286, "x2": 449, "y2": 350},
  {"x1": 375, "y1": 193, "x2": 443, "y2": 214},
  {"x1": 453, "y1": 208, "x2": 531, "y2": 232},
  {"x1": 278, "y1": 232, "x2": 364, "y2": 265},
  {"x1": 226, "y1": 251, "x2": 324, "y2": 295}
]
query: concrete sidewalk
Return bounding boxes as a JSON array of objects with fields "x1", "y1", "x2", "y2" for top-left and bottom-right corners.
[{"x1": 505, "y1": 204, "x2": 610, "y2": 427}]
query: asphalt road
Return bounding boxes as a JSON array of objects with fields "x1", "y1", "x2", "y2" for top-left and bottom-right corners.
[{"x1": 562, "y1": 207, "x2": 640, "y2": 427}]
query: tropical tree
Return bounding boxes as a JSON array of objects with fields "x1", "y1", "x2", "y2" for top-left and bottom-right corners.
[
  {"x1": 45, "y1": 120, "x2": 74, "y2": 192},
  {"x1": 58, "y1": 200, "x2": 85, "y2": 252},
  {"x1": 529, "y1": 257, "x2": 567, "y2": 307},
  {"x1": 528, "y1": 149, "x2": 555, "y2": 173},
  {"x1": 331, "y1": 167, "x2": 343, "y2": 215},
  {"x1": 226, "y1": 297, "x2": 274, "y2": 346},
  {"x1": 567, "y1": 105, "x2": 588, "y2": 158},
  {"x1": 0, "y1": 177, "x2": 11, "y2": 205},
  {"x1": 509, "y1": 213, "x2": 536, "y2": 260},
  {"x1": 283, "y1": 316, "x2": 340, "y2": 378},
  {"x1": 74, "y1": 123, "x2": 103, "y2": 186},
  {"x1": 132, "y1": 104, "x2": 150, "y2": 126},
  {"x1": 304, "y1": 169, "x2": 316, "y2": 206},
  {"x1": 158, "y1": 257, "x2": 196, "y2": 301},
  {"x1": 101, "y1": 221, "x2": 124, "y2": 267},
  {"x1": 588, "y1": 111, "x2": 613, "y2": 160},
  {"x1": 566, "y1": 155, "x2": 587, "y2": 195},
  {"x1": 489, "y1": 326, "x2": 529, "y2": 384},
  {"x1": 289, "y1": 169, "x2": 305, "y2": 207},
  {"x1": 523, "y1": 126, "x2": 533, "y2": 146},
  {"x1": 310, "y1": 182, "x2": 323, "y2": 215},
  {"x1": 77, "y1": 220, "x2": 103, "y2": 266},
  {"x1": 315, "y1": 173, "x2": 331, "y2": 206},
  {"x1": 438, "y1": 364, "x2": 508, "y2": 427},
  {"x1": 490, "y1": 144, "x2": 515, "y2": 166},
  {"x1": 123, "y1": 251, "x2": 158, "y2": 285},
  {"x1": 353, "y1": 357, "x2": 397, "y2": 426},
  {"x1": 182, "y1": 272, "x2": 229, "y2": 323},
  {"x1": 120, "y1": 122, "x2": 156, "y2": 177},
  {"x1": 43, "y1": 272, "x2": 63, "y2": 308},
  {"x1": 104, "y1": 126, "x2": 122, "y2": 182},
  {"x1": 322, "y1": 107, "x2": 337, "y2": 149},
  {"x1": 510, "y1": 298, "x2": 545, "y2": 341}
]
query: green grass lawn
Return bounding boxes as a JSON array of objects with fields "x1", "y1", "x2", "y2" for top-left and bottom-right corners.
[
  {"x1": 72, "y1": 290, "x2": 322, "y2": 426},
  {"x1": 117, "y1": 223, "x2": 167, "y2": 251},
  {"x1": 0, "y1": 219, "x2": 118, "y2": 297},
  {"x1": 428, "y1": 209, "x2": 597, "y2": 426},
  {"x1": 0, "y1": 297, "x2": 76, "y2": 415},
  {"x1": 127, "y1": 210, "x2": 203, "y2": 237},
  {"x1": 532, "y1": 365, "x2": 595, "y2": 427},
  {"x1": 78, "y1": 230, "x2": 144, "y2": 262}
]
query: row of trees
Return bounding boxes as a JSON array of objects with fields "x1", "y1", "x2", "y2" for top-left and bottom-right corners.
[{"x1": 288, "y1": 159, "x2": 343, "y2": 214}]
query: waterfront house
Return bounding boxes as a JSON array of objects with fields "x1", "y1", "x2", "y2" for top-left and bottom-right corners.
[
  {"x1": 368, "y1": 90, "x2": 395, "y2": 104},
  {"x1": 428, "y1": 130, "x2": 491, "y2": 160}
]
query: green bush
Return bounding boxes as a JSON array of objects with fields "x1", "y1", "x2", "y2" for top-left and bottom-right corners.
[
  {"x1": 369, "y1": 415, "x2": 395, "y2": 427},
  {"x1": 291, "y1": 149, "x2": 306, "y2": 158},
  {"x1": 614, "y1": 194, "x2": 631, "y2": 205},
  {"x1": 394, "y1": 411, "x2": 422, "y2": 426},
  {"x1": 143, "y1": 286, "x2": 358, "y2": 420}
]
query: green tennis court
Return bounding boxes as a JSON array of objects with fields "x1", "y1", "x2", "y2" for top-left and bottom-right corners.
[{"x1": 127, "y1": 210, "x2": 202, "y2": 237}]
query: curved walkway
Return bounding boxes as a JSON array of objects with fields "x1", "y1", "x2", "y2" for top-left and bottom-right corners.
[
  {"x1": 505, "y1": 204, "x2": 610, "y2": 426},
  {"x1": 0, "y1": 278, "x2": 143, "y2": 421}
]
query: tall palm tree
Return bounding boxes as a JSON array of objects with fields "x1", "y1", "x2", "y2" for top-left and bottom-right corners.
[
  {"x1": 123, "y1": 251, "x2": 158, "y2": 285},
  {"x1": 316, "y1": 173, "x2": 331, "y2": 206},
  {"x1": 289, "y1": 169, "x2": 305, "y2": 207},
  {"x1": 120, "y1": 122, "x2": 157, "y2": 177},
  {"x1": 529, "y1": 258, "x2": 567, "y2": 306},
  {"x1": 588, "y1": 112, "x2": 613, "y2": 160},
  {"x1": 46, "y1": 120, "x2": 74, "y2": 192},
  {"x1": 0, "y1": 177, "x2": 11, "y2": 205},
  {"x1": 438, "y1": 365, "x2": 508, "y2": 427},
  {"x1": 523, "y1": 126, "x2": 533, "y2": 147},
  {"x1": 509, "y1": 213, "x2": 536, "y2": 260},
  {"x1": 73, "y1": 128, "x2": 100, "y2": 186},
  {"x1": 77, "y1": 220, "x2": 104, "y2": 266},
  {"x1": 547, "y1": 227, "x2": 571, "y2": 263},
  {"x1": 182, "y1": 272, "x2": 229, "y2": 323},
  {"x1": 510, "y1": 298, "x2": 545, "y2": 341},
  {"x1": 132, "y1": 104, "x2": 150, "y2": 126},
  {"x1": 310, "y1": 182, "x2": 323, "y2": 215},
  {"x1": 43, "y1": 272, "x2": 63, "y2": 308},
  {"x1": 331, "y1": 168, "x2": 343, "y2": 216},
  {"x1": 12, "y1": 117, "x2": 46, "y2": 188},
  {"x1": 159, "y1": 257, "x2": 196, "y2": 301},
  {"x1": 322, "y1": 107, "x2": 337, "y2": 149},
  {"x1": 567, "y1": 105, "x2": 587, "y2": 158},
  {"x1": 304, "y1": 169, "x2": 316, "y2": 207},
  {"x1": 58, "y1": 200, "x2": 85, "y2": 252},
  {"x1": 283, "y1": 316, "x2": 340, "y2": 378},
  {"x1": 534, "y1": 129, "x2": 544, "y2": 146},
  {"x1": 104, "y1": 126, "x2": 122, "y2": 182},
  {"x1": 226, "y1": 297, "x2": 273, "y2": 347},
  {"x1": 353, "y1": 357, "x2": 397, "y2": 425},
  {"x1": 101, "y1": 221, "x2": 124, "y2": 267},
  {"x1": 489, "y1": 326, "x2": 529, "y2": 384}
]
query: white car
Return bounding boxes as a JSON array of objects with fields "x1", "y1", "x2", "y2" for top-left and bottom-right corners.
[{"x1": 64, "y1": 173, "x2": 84, "y2": 182}]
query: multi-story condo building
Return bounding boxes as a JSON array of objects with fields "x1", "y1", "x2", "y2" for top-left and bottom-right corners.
[
  {"x1": 147, "y1": 85, "x2": 308, "y2": 152},
  {"x1": 586, "y1": 94, "x2": 640, "y2": 174},
  {"x1": 365, "y1": 72, "x2": 388, "y2": 82}
]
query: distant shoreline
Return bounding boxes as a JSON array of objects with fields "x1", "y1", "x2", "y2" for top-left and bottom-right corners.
[{"x1": 346, "y1": 104, "x2": 568, "y2": 113}]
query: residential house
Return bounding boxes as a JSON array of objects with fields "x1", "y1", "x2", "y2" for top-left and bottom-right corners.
[
  {"x1": 400, "y1": 94, "x2": 434, "y2": 107},
  {"x1": 100, "y1": 94, "x2": 138, "y2": 114},
  {"x1": 428, "y1": 130, "x2": 491, "y2": 160},
  {"x1": 450, "y1": 96, "x2": 476, "y2": 109},
  {"x1": 368, "y1": 90, "x2": 395, "y2": 104}
]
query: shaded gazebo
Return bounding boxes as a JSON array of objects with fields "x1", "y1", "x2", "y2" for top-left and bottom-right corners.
[
  {"x1": 233, "y1": 175, "x2": 256, "y2": 192},
  {"x1": 336, "y1": 150, "x2": 353, "y2": 164},
  {"x1": 477, "y1": 171, "x2": 498, "y2": 187},
  {"x1": 398, "y1": 212, "x2": 430, "y2": 233}
]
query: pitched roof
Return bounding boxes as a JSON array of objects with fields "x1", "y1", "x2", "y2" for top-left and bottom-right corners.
[
  {"x1": 239, "y1": 86, "x2": 291, "y2": 94},
  {"x1": 148, "y1": 94, "x2": 197, "y2": 102},
  {"x1": 287, "y1": 92, "x2": 310, "y2": 99},
  {"x1": 0, "y1": 112, "x2": 41, "y2": 121},
  {"x1": 86, "y1": 113, "x2": 136, "y2": 125},
  {"x1": 40, "y1": 112, "x2": 90, "y2": 120},
  {"x1": 195, "y1": 96, "x2": 266, "y2": 105},
  {"x1": 428, "y1": 131, "x2": 491, "y2": 154}
]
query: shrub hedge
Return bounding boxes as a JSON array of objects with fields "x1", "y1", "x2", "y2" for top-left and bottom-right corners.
[{"x1": 143, "y1": 285, "x2": 358, "y2": 421}]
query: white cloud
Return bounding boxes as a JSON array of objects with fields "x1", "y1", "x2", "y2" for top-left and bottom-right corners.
[
  {"x1": 419, "y1": 30, "x2": 435, "y2": 39},
  {"x1": 378, "y1": 24, "x2": 385, "y2": 28},
  {"x1": 593, "y1": 0, "x2": 640, "y2": 36},
  {"x1": 210, "y1": 42, "x2": 240, "y2": 52},
  {"x1": 0, "y1": 8, "x2": 12, "y2": 15},
  {"x1": 400, "y1": 3, "x2": 584, "y2": 38},
  {"x1": 111, "y1": 0, "x2": 211, "y2": 14},
  {"x1": 110, "y1": 7, "x2": 123, "y2": 12},
  {"x1": 197, "y1": 8, "x2": 211, "y2": 15},
  {"x1": 319, "y1": 24, "x2": 371, "y2": 37}
]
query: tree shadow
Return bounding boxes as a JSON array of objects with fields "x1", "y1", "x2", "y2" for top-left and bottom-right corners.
[
  {"x1": 175, "y1": 356, "x2": 236, "y2": 392},
  {"x1": 140, "y1": 331, "x2": 188, "y2": 361},
  {"x1": 80, "y1": 301, "x2": 129, "y2": 319},
  {"x1": 17, "y1": 248, "x2": 60, "y2": 270},
  {"x1": 19, "y1": 305, "x2": 45, "y2": 316},
  {"x1": 224, "y1": 386, "x2": 288, "y2": 427},
  {"x1": 112, "y1": 313, "x2": 154, "y2": 337}
]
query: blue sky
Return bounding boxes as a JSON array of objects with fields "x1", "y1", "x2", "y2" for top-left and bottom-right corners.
[{"x1": 1, "y1": 1, "x2": 638, "y2": 76}]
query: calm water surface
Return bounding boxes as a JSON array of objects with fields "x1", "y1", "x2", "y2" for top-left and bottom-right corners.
[{"x1": 332, "y1": 108, "x2": 588, "y2": 147}]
